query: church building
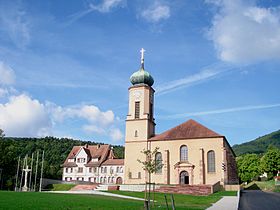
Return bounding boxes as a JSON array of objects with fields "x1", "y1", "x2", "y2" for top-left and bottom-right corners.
[{"x1": 124, "y1": 49, "x2": 238, "y2": 186}]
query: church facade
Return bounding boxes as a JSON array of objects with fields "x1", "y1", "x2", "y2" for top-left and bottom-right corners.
[{"x1": 124, "y1": 49, "x2": 238, "y2": 186}]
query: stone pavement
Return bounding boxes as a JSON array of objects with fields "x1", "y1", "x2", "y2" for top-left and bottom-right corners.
[
  {"x1": 45, "y1": 190, "x2": 146, "y2": 201},
  {"x1": 207, "y1": 191, "x2": 240, "y2": 210}
]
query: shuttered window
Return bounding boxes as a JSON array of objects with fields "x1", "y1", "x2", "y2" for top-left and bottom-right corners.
[{"x1": 135, "y1": 102, "x2": 140, "y2": 119}]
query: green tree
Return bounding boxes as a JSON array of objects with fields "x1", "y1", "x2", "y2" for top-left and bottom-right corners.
[
  {"x1": 261, "y1": 147, "x2": 280, "y2": 178},
  {"x1": 237, "y1": 154, "x2": 261, "y2": 183},
  {"x1": 137, "y1": 147, "x2": 161, "y2": 208}
]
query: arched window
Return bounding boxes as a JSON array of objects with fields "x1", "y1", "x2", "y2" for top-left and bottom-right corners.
[
  {"x1": 134, "y1": 130, "x2": 138, "y2": 137},
  {"x1": 180, "y1": 145, "x2": 188, "y2": 161},
  {"x1": 207, "y1": 150, "x2": 216, "y2": 173},
  {"x1": 155, "y1": 152, "x2": 163, "y2": 174}
]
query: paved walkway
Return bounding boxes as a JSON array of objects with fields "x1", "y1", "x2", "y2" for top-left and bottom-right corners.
[
  {"x1": 239, "y1": 190, "x2": 280, "y2": 210},
  {"x1": 45, "y1": 190, "x2": 146, "y2": 201},
  {"x1": 207, "y1": 191, "x2": 240, "y2": 210}
]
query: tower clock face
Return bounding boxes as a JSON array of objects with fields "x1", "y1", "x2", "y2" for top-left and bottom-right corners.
[{"x1": 133, "y1": 90, "x2": 142, "y2": 100}]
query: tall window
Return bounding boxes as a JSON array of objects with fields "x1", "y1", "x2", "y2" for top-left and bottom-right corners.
[
  {"x1": 78, "y1": 167, "x2": 83, "y2": 173},
  {"x1": 135, "y1": 101, "x2": 140, "y2": 119},
  {"x1": 150, "y1": 103, "x2": 153, "y2": 120},
  {"x1": 155, "y1": 152, "x2": 163, "y2": 174},
  {"x1": 207, "y1": 150, "x2": 216, "y2": 173},
  {"x1": 180, "y1": 145, "x2": 188, "y2": 161}
]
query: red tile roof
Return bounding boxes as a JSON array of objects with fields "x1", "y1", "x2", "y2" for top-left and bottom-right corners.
[
  {"x1": 102, "y1": 159, "x2": 124, "y2": 166},
  {"x1": 149, "y1": 119, "x2": 223, "y2": 141},
  {"x1": 63, "y1": 144, "x2": 122, "y2": 167}
]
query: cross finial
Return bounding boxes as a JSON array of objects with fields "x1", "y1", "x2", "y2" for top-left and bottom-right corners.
[{"x1": 140, "y1": 48, "x2": 145, "y2": 69}]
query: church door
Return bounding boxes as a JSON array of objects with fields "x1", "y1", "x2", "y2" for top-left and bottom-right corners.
[{"x1": 180, "y1": 171, "x2": 189, "y2": 185}]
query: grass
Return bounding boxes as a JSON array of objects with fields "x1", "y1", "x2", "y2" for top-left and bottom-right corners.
[
  {"x1": 245, "y1": 180, "x2": 280, "y2": 192},
  {"x1": 45, "y1": 183, "x2": 76, "y2": 191},
  {"x1": 0, "y1": 190, "x2": 234, "y2": 210},
  {"x1": 0, "y1": 191, "x2": 143, "y2": 210},
  {"x1": 107, "y1": 190, "x2": 237, "y2": 210}
]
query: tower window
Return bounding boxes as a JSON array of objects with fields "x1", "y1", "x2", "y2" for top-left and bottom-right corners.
[
  {"x1": 150, "y1": 103, "x2": 153, "y2": 120},
  {"x1": 135, "y1": 102, "x2": 140, "y2": 119},
  {"x1": 134, "y1": 130, "x2": 138, "y2": 137}
]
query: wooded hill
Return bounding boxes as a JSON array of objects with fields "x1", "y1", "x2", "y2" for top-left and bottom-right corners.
[
  {"x1": 0, "y1": 137, "x2": 124, "y2": 190},
  {"x1": 232, "y1": 129, "x2": 280, "y2": 156}
]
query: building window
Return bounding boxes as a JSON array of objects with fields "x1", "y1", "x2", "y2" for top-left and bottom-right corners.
[
  {"x1": 155, "y1": 152, "x2": 163, "y2": 174},
  {"x1": 78, "y1": 167, "x2": 83, "y2": 173},
  {"x1": 89, "y1": 167, "x2": 92, "y2": 173},
  {"x1": 77, "y1": 158, "x2": 85, "y2": 163},
  {"x1": 180, "y1": 145, "x2": 188, "y2": 161},
  {"x1": 94, "y1": 167, "x2": 97, "y2": 173},
  {"x1": 110, "y1": 167, "x2": 114, "y2": 174},
  {"x1": 138, "y1": 172, "x2": 141, "y2": 179},
  {"x1": 135, "y1": 101, "x2": 140, "y2": 119},
  {"x1": 66, "y1": 167, "x2": 73, "y2": 173},
  {"x1": 134, "y1": 130, "x2": 138, "y2": 137},
  {"x1": 128, "y1": 172, "x2": 132, "y2": 179},
  {"x1": 207, "y1": 150, "x2": 216, "y2": 173},
  {"x1": 104, "y1": 167, "x2": 107, "y2": 173},
  {"x1": 100, "y1": 177, "x2": 103, "y2": 183}
]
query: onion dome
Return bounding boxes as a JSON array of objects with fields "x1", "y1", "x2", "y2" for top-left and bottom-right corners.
[{"x1": 130, "y1": 48, "x2": 154, "y2": 87}]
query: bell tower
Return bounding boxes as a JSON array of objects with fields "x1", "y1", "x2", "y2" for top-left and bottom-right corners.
[
  {"x1": 124, "y1": 48, "x2": 155, "y2": 184},
  {"x1": 125, "y1": 48, "x2": 155, "y2": 141}
]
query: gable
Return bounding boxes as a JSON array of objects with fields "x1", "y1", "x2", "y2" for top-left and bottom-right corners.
[{"x1": 149, "y1": 119, "x2": 223, "y2": 141}]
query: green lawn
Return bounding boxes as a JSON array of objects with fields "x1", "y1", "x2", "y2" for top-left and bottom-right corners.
[
  {"x1": 0, "y1": 190, "x2": 229, "y2": 210},
  {"x1": 107, "y1": 191, "x2": 236, "y2": 210},
  {"x1": 245, "y1": 180, "x2": 280, "y2": 192}
]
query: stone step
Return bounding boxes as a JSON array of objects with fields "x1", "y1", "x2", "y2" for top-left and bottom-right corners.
[{"x1": 70, "y1": 184, "x2": 99, "y2": 191}]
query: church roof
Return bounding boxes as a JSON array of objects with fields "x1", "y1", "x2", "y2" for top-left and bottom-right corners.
[
  {"x1": 102, "y1": 159, "x2": 124, "y2": 166},
  {"x1": 149, "y1": 119, "x2": 223, "y2": 141}
]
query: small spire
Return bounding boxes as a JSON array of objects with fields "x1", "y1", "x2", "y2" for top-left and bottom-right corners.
[{"x1": 140, "y1": 48, "x2": 145, "y2": 69}]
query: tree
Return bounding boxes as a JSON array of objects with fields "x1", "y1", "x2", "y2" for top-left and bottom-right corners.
[
  {"x1": 137, "y1": 147, "x2": 162, "y2": 209},
  {"x1": 237, "y1": 154, "x2": 261, "y2": 183},
  {"x1": 261, "y1": 147, "x2": 280, "y2": 178}
]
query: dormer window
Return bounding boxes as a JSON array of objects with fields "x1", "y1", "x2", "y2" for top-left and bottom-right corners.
[
  {"x1": 91, "y1": 158, "x2": 99, "y2": 162},
  {"x1": 68, "y1": 159, "x2": 74, "y2": 162},
  {"x1": 77, "y1": 158, "x2": 86, "y2": 163}
]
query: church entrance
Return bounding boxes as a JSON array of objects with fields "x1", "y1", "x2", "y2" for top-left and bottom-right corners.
[{"x1": 180, "y1": 171, "x2": 189, "y2": 184}]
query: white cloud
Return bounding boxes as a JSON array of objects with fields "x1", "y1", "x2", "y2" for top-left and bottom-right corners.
[
  {"x1": 83, "y1": 125, "x2": 105, "y2": 134},
  {"x1": 0, "y1": 62, "x2": 15, "y2": 85},
  {"x1": 207, "y1": 0, "x2": 280, "y2": 64},
  {"x1": 90, "y1": 0, "x2": 125, "y2": 13},
  {"x1": 159, "y1": 103, "x2": 280, "y2": 120},
  {"x1": 0, "y1": 2, "x2": 31, "y2": 48},
  {"x1": 109, "y1": 128, "x2": 123, "y2": 142},
  {"x1": 141, "y1": 2, "x2": 170, "y2": 23},
  {"x1": 0, "y1": 94, "x2": 51, "y2": 137},
  {"x1": 156, "y1": 62, "x2": 238, "y2": 95}
]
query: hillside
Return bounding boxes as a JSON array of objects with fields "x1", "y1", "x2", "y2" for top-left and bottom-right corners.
[
  {"x1": 0, "y1": 137, "x2": 124, "y2": 190},
  {"x1": 232, "y1": 129, "x2": 280, "y2": 156}
]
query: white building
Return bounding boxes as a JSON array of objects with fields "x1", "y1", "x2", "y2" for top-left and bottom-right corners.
[{"x1": 62, "y1": 144, "x2": 124, "y2": 184}]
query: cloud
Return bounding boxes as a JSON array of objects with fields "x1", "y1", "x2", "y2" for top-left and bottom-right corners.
[
  {"x1": 0, "y1": 1, "x2": 31, "y2": 48},
  {"x1": 141, "y1": 2, "x2": 170, "y2": 23},
  {"x1": 109, "y1": 128, "x2": 123, "y2": 142},
  {"x1": 0, "y1": 94, "x2": 51, "y2": 137},
  {"x1": 68, "y1": 0, "x2": 125, "y2": 24},
  {"x1": 156, "y1": 62, "x2": 237, "y2": 95},
  {"x1": 90, "y1": 0, "x2": 126, "y2": 13},
  {"x1": 207, "y1": 0, "x2": 280, "y2": 64},
  {"x1": 159, "y1": 103, "x2": 280, "y2": 120},
  {"x1": 49, "y1": 103, "x2": 123, "y2": 141},
  {"x1": 0, "y1": 62, "x2": 16, "y2": 85}
]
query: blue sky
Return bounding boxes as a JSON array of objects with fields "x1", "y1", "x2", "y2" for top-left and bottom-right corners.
[{"x1": 0, "y1": 0, "x2": 280, "y2": 146}]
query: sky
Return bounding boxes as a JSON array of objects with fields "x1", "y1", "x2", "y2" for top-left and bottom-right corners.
[{"x1": 0, "y1": 0, "x2": 280, "y2": 146}]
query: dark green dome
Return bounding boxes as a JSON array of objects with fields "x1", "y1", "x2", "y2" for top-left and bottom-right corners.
[{"x1": 130, "y1": 67, "x2": 154, "y2": 86}]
